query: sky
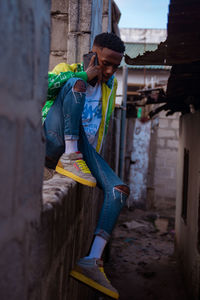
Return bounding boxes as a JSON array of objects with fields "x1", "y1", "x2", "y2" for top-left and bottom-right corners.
[{"x1": 114, "y1": 0, "x2": 170, "y2": 29}]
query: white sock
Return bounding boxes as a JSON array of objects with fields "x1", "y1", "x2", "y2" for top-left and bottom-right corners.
[
  {"x1": 65, "y1": 140, "x2": 78, "y2": 154},
  {"x1": 85, "y1": 236, "x2": 107, "y2": 259}
]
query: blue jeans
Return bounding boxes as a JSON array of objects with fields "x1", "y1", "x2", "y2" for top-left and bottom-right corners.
[{"x1": 44, "y1": 78, "x2": 129, "y2": 240}]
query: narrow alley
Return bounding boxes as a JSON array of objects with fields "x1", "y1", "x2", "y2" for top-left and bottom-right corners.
[
  {"x1": 105, "y1": 207, "x2": 188, "y2": 300},
  {"x1": 1, "y1": 0, "x2": 200, "y2": 300}
]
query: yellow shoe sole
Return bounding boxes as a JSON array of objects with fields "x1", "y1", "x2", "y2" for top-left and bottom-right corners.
[
  {"x1": 70, "y1": 269, "x2": 119, "y2": 299},
  {"x1": 55, "y1": 165, "x2": 96, "y2": 187}
]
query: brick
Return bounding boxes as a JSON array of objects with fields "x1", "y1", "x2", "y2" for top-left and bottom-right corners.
[
  {"x1": 159, "y1": 118, "x2": 169, "y2": 128},
  {"x1": 167, "y1": 139, "x2": 179, "y2": 149},
  {"x1": 51, "y1": 0, "x2": 68, "y2": 13},
  {"x1": 50, "y1": 15, "x2": 68, "y2": 51},
  {"x1": 155, "y1": 158, "x2": 166, "y2": 168},
  {"x1": 68, "y1": 0, "x2": 79, "y2": 32},
  {"x1": 158, "y1": 128, "x2": 175, "y2": 138},
  {"x1": 170, "y1": 119, "x2": 179, "y2": 129},
  {"x1": 156, "y1": 148, "x2": 172, "y2": 159},
  {"x1": 67, "y1": 33, "x2": 78, "y2": 63},
  {"x1": 49, "y1": 51, "x2": 67, "y2": 70},
  {"x1": 165, "y1": 157, "x2": 178, "y2": 167},
  {"x1": 155, "y1": 187, "x2": 176, "y2": 199},
  {"x1": 157, "y1": 138, "x2": 165, "y2": 147},
  {"x1": 155, "y1": 167, "x2": 173, "y2": 178},
  {"x1": 77, "y1": 33, "x2": 91, "y2": 62},
  {"x1": 80, "y1": 0, "x2": 92, "y2": 32}
]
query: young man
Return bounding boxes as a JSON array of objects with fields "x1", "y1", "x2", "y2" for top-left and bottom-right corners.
[{"x1": 43, "y1": 33, "x2": 129, "y2": 299}]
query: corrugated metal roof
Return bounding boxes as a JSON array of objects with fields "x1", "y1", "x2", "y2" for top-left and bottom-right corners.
[
  {"x1": 125, "y1": 43, "x2": 158, "y2": 57},
  {"x1": 120, "y1": 43, "x2": 171, "y2": 70}
]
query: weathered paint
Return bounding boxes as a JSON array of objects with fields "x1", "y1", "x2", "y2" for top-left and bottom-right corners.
[
  {"x1": 176, "y1": 111, "x2": 200, "y2": 300},
  {"x1": 129, "y1": 119, "x2": 151, "y2": 207}
]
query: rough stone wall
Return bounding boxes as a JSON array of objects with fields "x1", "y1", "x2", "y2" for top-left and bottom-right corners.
[
  {"x1": 41, "y1": 175, "x2": 100, "y2": 300},
  {"x1": 102, "y1": 0, "x2": 112, "y2": 32},
  {"x1": 152, "y1": 112, "x2": 179, "y2": 211},
  {"x1": 50, "y1": 0, "x2": 69, "y2": 69},
  {"x1": 0, "y1": 1, "x2": 51, "y2": 299},
  {"x1": 49, "y1": 0, "x2": 103, "y2": 70},
  {"x1": 175, "y1": 111, "x2": 200, "y2": 300}
]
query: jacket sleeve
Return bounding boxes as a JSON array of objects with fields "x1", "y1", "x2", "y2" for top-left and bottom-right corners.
[
  {"x1": 42, "y1": 63, "x2": 87, "y2": 124},
  {"x1": 47, "y1": 70, "x2": 88, "y2": 100}
]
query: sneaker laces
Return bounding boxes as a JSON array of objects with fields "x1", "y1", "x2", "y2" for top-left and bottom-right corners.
[
  {"x1": 74, "y1": 159, "x2": 91, "y2": 174},
  {"x1": 99, "y1": 267, "x2": 111, "y2": 283}
]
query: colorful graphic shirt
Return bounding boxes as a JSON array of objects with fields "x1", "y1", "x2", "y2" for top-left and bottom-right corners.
[{"x1": 82, "y1": 83, "x2": 102, "y2": 148}]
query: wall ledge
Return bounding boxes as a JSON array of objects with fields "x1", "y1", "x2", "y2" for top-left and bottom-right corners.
[{"x1": 41, "y1": 173, "x2": 100, "y2": 299}]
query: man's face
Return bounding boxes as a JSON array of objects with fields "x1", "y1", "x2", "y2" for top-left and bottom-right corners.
[{"x1": 92, "y1": 46, "x2": 123, "y2": 82}]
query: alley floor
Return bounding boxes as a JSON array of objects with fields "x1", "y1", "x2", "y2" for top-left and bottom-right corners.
[{"x1": 103, "y1": 207, "x2": 188, "y2": 300}]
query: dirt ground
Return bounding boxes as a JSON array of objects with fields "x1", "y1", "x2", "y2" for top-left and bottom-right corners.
[{"x1": 103, "y1": 207, "x2": 189, "y2": 300}]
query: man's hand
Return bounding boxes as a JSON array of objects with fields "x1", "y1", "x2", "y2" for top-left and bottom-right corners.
[{"x1": 86, "y1": 55, "x2": 102, "y2": 83}]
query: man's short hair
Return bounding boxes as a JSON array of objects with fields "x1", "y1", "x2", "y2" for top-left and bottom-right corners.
[{"x1": 93, "y1": 32, "x2": 125, "y2": 54}]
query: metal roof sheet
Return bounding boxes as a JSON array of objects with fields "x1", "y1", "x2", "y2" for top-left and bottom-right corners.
[{"x1": 121, "y1": 43, "x2": 171, "y2": 70}]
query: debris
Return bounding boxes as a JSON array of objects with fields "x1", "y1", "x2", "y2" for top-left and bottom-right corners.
[
  {"x1": 144, "y1": 213, "x2": 158, "y2": 223},
  {"x1": 122, "y1": 220, "x2": 147, "y2": 230},
  {"x1": 155, "y1": 218, "x2": 169, "y2": 233}
]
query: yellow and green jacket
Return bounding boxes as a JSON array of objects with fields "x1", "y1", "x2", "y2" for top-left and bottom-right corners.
[{"x1": 42, "y1": 62, "x2": 118, "y2": 153}]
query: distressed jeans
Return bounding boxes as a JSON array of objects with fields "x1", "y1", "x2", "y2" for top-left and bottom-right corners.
[{"x1": 44, "y1": 78, "x2": 129, "y2": 240}]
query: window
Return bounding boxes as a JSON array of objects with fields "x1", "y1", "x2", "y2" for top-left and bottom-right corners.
[{"x1": 181, "y1": 148, "x2": 189, "y2": 223}]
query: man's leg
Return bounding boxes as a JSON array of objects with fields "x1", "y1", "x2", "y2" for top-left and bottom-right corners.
[
  {"x1": 70, "y1": 126, "x2": 129, "y2": 299},
  {"x1": 79, "y1": 125, "x2": 129, "y2": 244},
  {"x1": 43, "y1": 78, "x2": 96, "y2": 186}
]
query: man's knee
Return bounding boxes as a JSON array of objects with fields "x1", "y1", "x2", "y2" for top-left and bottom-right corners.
[
  {"x1": 114, "y1": 185, "x2": 130, "y2": 196},
  {"x1": 74, "y1": 80, "x2": 86, "y2": 93}
]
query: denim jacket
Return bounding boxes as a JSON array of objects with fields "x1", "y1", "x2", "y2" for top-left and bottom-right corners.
[{"x1": 42, "y1": 62, "x2": 117, "y2": 153}]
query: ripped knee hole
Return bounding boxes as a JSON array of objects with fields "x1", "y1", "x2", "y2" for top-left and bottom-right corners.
[
  {"x1": 74, "y1": 80, "x2": 86, "y2": 92},
  {"x1": 114, "y1": 185, "x2": 130, "y2": 196}
]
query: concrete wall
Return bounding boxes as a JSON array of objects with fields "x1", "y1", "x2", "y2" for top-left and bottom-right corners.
[
  {"x1": 175, "y1": 111, "x2": 200, "y2": 300},
  {"x1": 0, "y1": 1, "x2": 107, "y2": 299},
  {"x1": 149, "y1": 112, "x2": 179, "y2": 211},
  {"x1": 0, "y1": 1, "x2": 51, "y2": 299},
  {"x1": 49, "y1": 0, "x2": 93, "y2": 69},
  {"x1": 49, "y1": 0, "x2": 106, "y2": 70},
  {"x1": 41, "y1": 175, "x2": 100, "y2": 300}
]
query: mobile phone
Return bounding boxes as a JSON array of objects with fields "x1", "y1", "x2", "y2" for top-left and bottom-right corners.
[{"x1": 83, "y1": 52, "x2": 99, "y2": 86}]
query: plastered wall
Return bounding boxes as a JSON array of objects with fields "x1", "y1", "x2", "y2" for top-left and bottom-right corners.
[
  {"x1": 175, "y1": 111, "x2": 200, "y2": 300},
  {"x1": 0, "y1": 1, "x2": 51, "y2": 299}
]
